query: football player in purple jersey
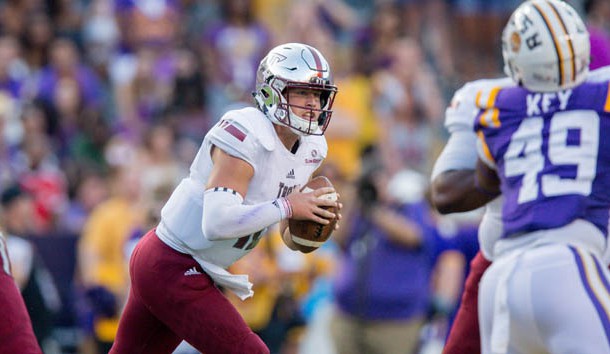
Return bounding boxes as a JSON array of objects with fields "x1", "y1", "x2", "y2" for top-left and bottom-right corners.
[
  {"x1": 109, "y1": 43, "x2": 341, "y2": 354},
  {"x1": 473, "y1": 1, "x2": 610, "y2": 353},
  {"x1": 433, "y1": 0, "x2": 610, "y2": 353},
  {"x1": 0, "y1": 230, "x2": 42, "y2": 354}
]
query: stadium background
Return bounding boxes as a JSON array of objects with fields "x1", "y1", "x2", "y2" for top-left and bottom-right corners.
[{"x1": 0, "y1": 0, "x2": 607, "y2": 353}]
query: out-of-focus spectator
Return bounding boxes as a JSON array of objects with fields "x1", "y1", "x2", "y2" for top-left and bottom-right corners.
[
  {"x1": 111, "y1": 45, "x2": 176, "y2": 137},
  {"x1": 0, "y1": 0, "x2": 45, "y2": 38},
  {"x1": 50, "y1": 0, "x2": 83, "y2": 44},
  {"x1": 276, "y1": 0, "x2": 361, "y2": 46},
  {"x1": 115, "y1": 0, "x2": 180, "y2": 52},
  {"x1": 35, "y1": 38, "x2": 103, "y2": 113},
  {"x1": 137, "y1": 122, "x2": 185, "y2": 200},
  {"x1": 58, "y1": 169, "x2": 109, "y2": 236},
  {"x1": 401, "y1": 0, "x2": 456, "y2": 83},
  {"x1": 372, "y1": 37, "x2": 444, "y2": 175},
  {"x1": 14, "y1": 132, "x2": 68, "y2": 234},
  {"x1": 201, "y1": 0, "x2": 271, "y2": 118},
  {"x1": 0, "y1": 35, "x2": 25, "y2": 146},
  {"x1": 1, "y1": 184, "x2": 61, "y2": 352},
  {"x1": 21, "y1": 102, "x2": 47, "y2": 143},
  {"x1": 353, "y1": 2, "x2": 403, "y2": 75},
  {"x1": 0, "y1": 96, "x2": 21, "y2": 190},
  {"x1": 77, "y1": 155, "x2": 144, "y2": 353},
  {"x1": 585, "y1": 0, "x2": 610, "y2": 69},
  {"x1": 0, "y1": 89, "x2": 21, "y2": 148},
  {"x1": 324, "y1": 49, "x2": 375, "y2": 180},
  {"x1": 329, "y1": 151, "x2": 461, "y2": 354},
  {"x1": 0, "y1": 35, "x2": 26, "y2": 98},
  {"x1": 82, "y1": 0, "x2": 120, "y2": 76},
  {"x1": 21, "y1": 11, "x2": 54, "y2": 76},
  {"x1": 448, "y1": 0, "x2": 520, "y2": 81},
  {"x1": 166, "y1": 47, "x2": 209, "y2": 141}
]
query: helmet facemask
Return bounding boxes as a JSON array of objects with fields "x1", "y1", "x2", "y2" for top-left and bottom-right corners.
[{"x1": 274, "y1": 80, "x2": 337, "y2": 136}]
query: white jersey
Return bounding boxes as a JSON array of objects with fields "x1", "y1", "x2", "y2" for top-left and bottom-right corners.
[
  {"x1": 157, "y1": 107, "x2": 326, "y2": 268},
  {"x1": 433, "y1": 77, "x2": 514, "y2": 261}
]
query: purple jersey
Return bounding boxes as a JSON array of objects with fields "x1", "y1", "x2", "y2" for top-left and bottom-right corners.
[{"x1": 475, "y1": 79, "x2": 610, "y2": 239}]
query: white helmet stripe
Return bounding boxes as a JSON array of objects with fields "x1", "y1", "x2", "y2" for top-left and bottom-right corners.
[
  {"x1": 532, "y1": 2, "x2": 565, "y2": 86},
  {"x1": 546, "y1": 0, "x2": 576, "y2": 83}
]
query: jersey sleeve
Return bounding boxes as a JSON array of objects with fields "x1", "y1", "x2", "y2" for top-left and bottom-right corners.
[
  {"x1": 444, "y1": 83, "x2": 480, "y2": 134},
  {"x1": 445, "y1": 78, "x2": 515, "y2": 134},
  {"x1": 432, "y1": 79, "x2": 510, "y2": 179},
  {"x1": 587, "y1": 66, "x2": 610, "y2": 83},
  {"x1": 206, "y1": 111, "x2": 262, "y2": 167}
]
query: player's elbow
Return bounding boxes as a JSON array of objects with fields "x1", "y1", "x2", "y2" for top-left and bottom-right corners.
[
  {"x1": 431, "y1": 191, "x2": 458, "y2": 214},
  {"x1": 202, "y1": 215, "x2": 230, "y2": 240},
  {"x1": 429, "y1": 181, "x2": 459, "y2": 214}
]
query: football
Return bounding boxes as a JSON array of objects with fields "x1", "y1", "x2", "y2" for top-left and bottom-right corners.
[{"x1": 288, "y1": 176, "x2": 338, "y2": 253}]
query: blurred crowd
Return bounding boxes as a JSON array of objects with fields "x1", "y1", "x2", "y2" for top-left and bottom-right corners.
[{"x1": 0, "y1": 0, "x2": 608, "y2": 353}]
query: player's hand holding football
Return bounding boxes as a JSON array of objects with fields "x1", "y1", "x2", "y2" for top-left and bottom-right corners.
[
  {"x1": 285, "y1": 186, "x2": 341, "y2": 225},
  {"x1": 282, "y1": 176, "x2": 343, "y2": 253}
]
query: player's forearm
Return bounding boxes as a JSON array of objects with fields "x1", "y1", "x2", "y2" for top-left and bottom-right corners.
[
  {"x1": 202, "y1": 188, "x2": 291, "y2": 241},
  {"x1": 431, "y1": 169, "x2": 491, "y2": 214},
  {"x1": 370, "y1": 206, "x2": 422, "y2": 247}
]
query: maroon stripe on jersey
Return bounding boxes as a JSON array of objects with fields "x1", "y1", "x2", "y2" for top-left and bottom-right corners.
[
  {"x1": 306, "y1": 46, "x2": 323, "y2": 78},
  {"x1": 224, "y1": 124, "x2": 246, "y2": 142}
]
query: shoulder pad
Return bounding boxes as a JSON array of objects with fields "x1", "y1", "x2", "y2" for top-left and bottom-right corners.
[
  {"x1": 587, "y1": 66, "x2": 610, "y2": 83},
  {"x1": 207, "y1": 108, "x2": 275, "y2": 166},
  {"x1": 445, "y1": 77, "x2": 514, "y2": 133},
  {"x1": 227, "y1": 107, "x2": 276, "y2": 151}
]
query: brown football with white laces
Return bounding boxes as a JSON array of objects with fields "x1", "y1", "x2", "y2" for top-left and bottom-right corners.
[{"x1": 288, "y1": 176, "x2": 338, "y2": 253}]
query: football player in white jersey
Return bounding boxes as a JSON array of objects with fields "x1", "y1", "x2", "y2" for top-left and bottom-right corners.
[{"x1": 109, "y1": 43, "x2": 341, "y2": 354}]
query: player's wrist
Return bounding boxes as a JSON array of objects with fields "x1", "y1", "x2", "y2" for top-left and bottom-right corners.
[{"x1": 277, "y1": 197, "x2": 293, "y2": 219}]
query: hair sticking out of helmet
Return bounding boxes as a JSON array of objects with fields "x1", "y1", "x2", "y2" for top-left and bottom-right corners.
[
  {"x1": 253, "y1": 43, "x2": 338, "y2": 136},
  {"x1": 502, "y1": 0, "x2": 590, "y2": 92}
]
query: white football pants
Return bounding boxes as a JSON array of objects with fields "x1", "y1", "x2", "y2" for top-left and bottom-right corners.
[{"x1": 479, "y1": 243, "x2": 610, "y2": 354}]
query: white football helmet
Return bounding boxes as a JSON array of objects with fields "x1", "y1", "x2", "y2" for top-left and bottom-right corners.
[
  {"x1": 502, "y1": 0, "x2": 590, "y2": 92},
  {"x1": 253, "y1": 43, "x2": 338, "y2": 135}
]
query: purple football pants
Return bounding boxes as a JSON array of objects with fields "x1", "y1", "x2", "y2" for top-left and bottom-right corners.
[{"x1": 110, "y1": 229, "x2": 269, "y2": 354}]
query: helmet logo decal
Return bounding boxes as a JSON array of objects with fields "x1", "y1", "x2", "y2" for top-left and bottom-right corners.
[
  {"x1": 510, "y1": 32, "x2": 521, "y2": 53},
  {"x1": 515, "y1": 13, "x2": 542, "y2": 50},
  {"x1": 268, "y1": 53, "x2": 287, "y2": 66},
  {"x1": 261, "y1": 86, "x2": 277, "y2": 106}
]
